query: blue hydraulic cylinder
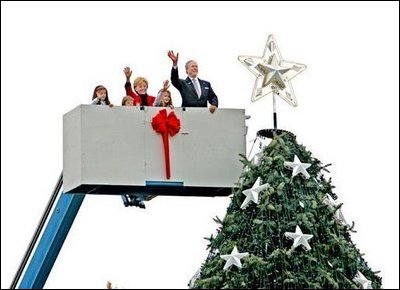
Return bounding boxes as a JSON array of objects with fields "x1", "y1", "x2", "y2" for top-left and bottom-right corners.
[{"x1": 18, "y1": 193, "x2": 85, "y2": 289}]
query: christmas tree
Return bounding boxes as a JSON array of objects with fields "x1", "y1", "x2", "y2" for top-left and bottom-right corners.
[
  {"x1": 190, "y1": 35, "x2": 382, "y2": 289},
  {"x1": 191, "y1": 130, "x2": 381, "y2": 289}
]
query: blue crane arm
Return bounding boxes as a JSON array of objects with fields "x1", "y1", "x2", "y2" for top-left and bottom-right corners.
[{"x1": 18, "y1": 192, "x2": 85, "y2": 289}]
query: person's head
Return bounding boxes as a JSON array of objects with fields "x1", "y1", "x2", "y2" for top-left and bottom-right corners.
[
  {"x1": 121, "y1": 96, "x2": 134, "y2": 106},
  {"x1": 185, "y1": 60, "x2": 198, "y2": 78},
  {"x1": 160, "y1": 90, "x2": 173, "y2": 107},
  {"x1": 92, "y1": 85, "x2": 111, "y2": 105},
  {"x1": 133, "y1": 77, "x2": 148, "y2": 95}
]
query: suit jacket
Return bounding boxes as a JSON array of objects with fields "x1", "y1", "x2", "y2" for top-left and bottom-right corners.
[{"x1": 171, "y1": 67, "x2": 218, "y2": 107}]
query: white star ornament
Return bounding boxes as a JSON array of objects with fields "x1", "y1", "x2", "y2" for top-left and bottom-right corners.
[
  {"x1": 284, "y1": 225, "x2": 313, "y2": 251},
  {"x1": 220, "y1": 246, "x2": 249, "y2": 271},
  {"x1": 240, "y1": 177, "x2": 269, "y2": 209},
  {"x1": 353, "y1": 271, "x2": 373, "y2": 289},
  {"x1": 284, "y1": 155, "x2": 311, "y2": 179},
  {"x1": 323, "y1": 194, "x2": 348, "y2": 225}
]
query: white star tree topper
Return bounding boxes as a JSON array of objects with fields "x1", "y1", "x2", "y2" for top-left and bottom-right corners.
[
  {"x1": 284, "y1": 225, "x2": 313, "y2": 251},
  {"x1": 238, "y1": 34, "x2": 306, "y2": 106},
  {"x1": 220, "y1": 246, "x2": 249, "y2": 271},
  {"x1": 240, "y1": 177, "x2": 269, "y2": 209},
  {"x1": 284, "y1": 155, "x2": 311, "y2": 179},
  {"x1": 353, "y1": 271, "x2": 373, "y2": 289}
]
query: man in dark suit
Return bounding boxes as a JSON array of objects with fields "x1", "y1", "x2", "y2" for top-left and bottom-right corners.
[{"x1": 168, "y1": 50, "x2": 218, "y2": 113}]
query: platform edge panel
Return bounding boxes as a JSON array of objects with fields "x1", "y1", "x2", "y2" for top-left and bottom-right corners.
[{"x1": 63, "y1": 105, "x2": 246, "y2": 195}]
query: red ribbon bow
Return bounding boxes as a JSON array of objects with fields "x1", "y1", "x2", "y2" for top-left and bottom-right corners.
[{"x1": 151, "y1": 109, "x2": 181, "y2": 179}]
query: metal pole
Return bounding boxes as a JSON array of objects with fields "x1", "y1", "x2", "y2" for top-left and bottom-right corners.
[
  {"x1": 273, "y1": 91, "x2": 277, "y2": 129},
  {"x1": 10, "y1": 172, "x2": 63, "y2": 289}
]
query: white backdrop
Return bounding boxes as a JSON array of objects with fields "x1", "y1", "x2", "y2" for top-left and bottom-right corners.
[{"x1": 2, "y1": 1, "x2": 399, "y2": 289}]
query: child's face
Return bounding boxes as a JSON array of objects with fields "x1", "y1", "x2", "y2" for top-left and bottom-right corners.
[
  {"x1": 96, "y1": 89, "x2": 107, "y2": 100},
  {"x1": 135, "y1": 83, "x2": 147, "y2": 95},
  {"x1": 125, "y1": 98, "x2": 134, "y2": 106},
  {"x1": 162, "y1": 92, "x2": 171, "y2": 104}
]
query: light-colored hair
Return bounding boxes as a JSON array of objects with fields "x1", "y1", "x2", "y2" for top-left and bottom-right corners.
[
  {"x1": 121, "y1": 96, "x2": 134, "y2": 106},
  {"x1": 133, "y1": 77, "x2": 148, "y2": 88},
  {"x1": 185, "y1": 60, "x2": 196, "y2": 70},
  {"x1": 160, "y1": 90, "x2": 173, "y2": 107}
]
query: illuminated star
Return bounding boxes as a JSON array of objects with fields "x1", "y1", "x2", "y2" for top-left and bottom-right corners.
[
  {"x1": 240, "y1": 177, "x2": 269, "y2": 209},
  {"x1": 353, "y1": 271, "x2": 373, "y2": 289},
  {"x1": 284, "y1": 155, "x2": 311, "y2": 179},
  {"x1": 257, "y1": 55, "x2": 292, "y2": 88},
  {"x1": 238, "y1": 34, "x2": 306, "y2": 106},
  {"x1": 220, "y1": 246, "x2": 249, "y2": 270},
  {"x1": 284, "y1": 225, "x2": 313, "y2": 251}
]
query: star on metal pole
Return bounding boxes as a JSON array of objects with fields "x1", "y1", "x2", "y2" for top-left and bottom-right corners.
[
  {"x1": 220, "y1": 246, "x2": 249, "y2": 271},
  {"x1": 284, "y1": 155, "x2": 311, "y2": 179},
  {"x1": 240, "y1": 177, "x2": 269, "y2": 209},
  {"x1": 238, "y1": 34, "x2": 306, "y2": 106},
  {"x1": 284, "y1": 225, "x2": 313, "y2": 251},
  {"x1": 353, "y1": 271, "x2": 373, "y2": 289}
]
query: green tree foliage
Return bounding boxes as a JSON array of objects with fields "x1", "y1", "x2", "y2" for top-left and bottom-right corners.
[{"x1": 192, "y1": 132, "x2": 381, "y2": 289}]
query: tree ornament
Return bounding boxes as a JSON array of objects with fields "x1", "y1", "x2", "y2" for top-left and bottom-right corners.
[
  {"x1": 188, "y1": 269, "x2": 201, "y2": 288},
  {"x1": 251, "y1": 150, "x2": 263, "y2": 166},
  {"x1": 353, "y1": 271, "x2": 373, "y2": 289},
  {"x1": 220, "y1": 246, "x2": 249, "y2": 270},
  {"x1": 323, "y1": 194, "x2": 348, "y2": 225},
  {"x1": 240, "y1": 177, "x2": 269, "y2": 209},
  {"x1": 284, "y1": 155, "x2": 311, "y2": 179},
  {"x1": 284, "y1": 225, "x2": 313, "y2": 251}
]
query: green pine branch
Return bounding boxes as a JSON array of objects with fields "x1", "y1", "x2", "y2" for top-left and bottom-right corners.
[{"x1": 192, "y1": 132, "x2": 381, "y2": 289}]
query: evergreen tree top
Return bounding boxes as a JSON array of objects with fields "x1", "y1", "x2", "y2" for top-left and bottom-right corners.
[{"x1": 192, "y1": 130, "x2": 381, "y2": 289}]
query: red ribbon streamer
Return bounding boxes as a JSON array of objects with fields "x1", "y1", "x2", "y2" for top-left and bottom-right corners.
[{"x1": 151, "y1": 109, "x2": 181, "y2": 179}]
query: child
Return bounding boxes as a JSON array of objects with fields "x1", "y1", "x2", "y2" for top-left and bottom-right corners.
[
  {"x1": 123, "y1": 67, "x2": 155, "y2": 106},
  {"x1": 121, "y1": 95, "x2": 135, "y2": 106},
  {"x1": 155, "y1": 80, "x2": 174, "y2": 108},
  {"x1": 91, "y1": 85, "x2": 113, "y2": 107}
]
